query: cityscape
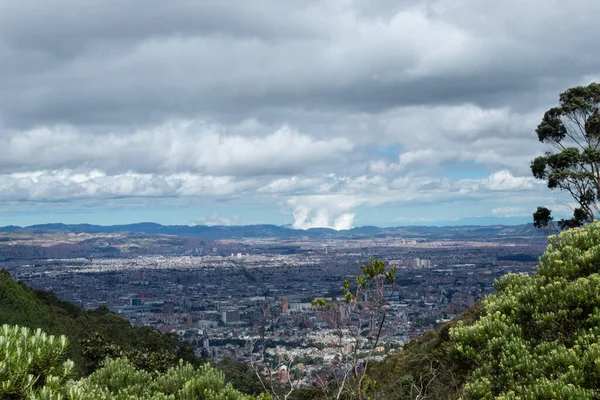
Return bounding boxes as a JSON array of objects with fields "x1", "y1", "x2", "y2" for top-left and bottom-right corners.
[
  {"x1": 1, "y1": 225, "x2": 546, "y2": 387},
  {"x1": 2, "y1": 0, "x2": 600, "y2": 397}
]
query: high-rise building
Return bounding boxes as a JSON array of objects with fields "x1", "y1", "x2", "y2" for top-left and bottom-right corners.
[
  {"x1": 130, "y1": 298, "x2": 143, "y2": 306},
  {"x1": 221, "y1": 310, "x2": 240, "y2": 324},
  {"x1": 282, "y1": 298, "x2": 289, "y2": 313}
]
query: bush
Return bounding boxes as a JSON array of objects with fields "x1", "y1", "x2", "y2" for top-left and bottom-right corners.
[
  {"x1": 0, "y1": 324, "x2": 74, "y2": 399},
  {"x1": 63, "y1": 358, "x2": 258, "y2": 400},
  {"x1": 452, "y1": 223, "x2": 600, "y2": 399},
  {"x1": 1, "y1": 323, "x2": 261, "y2": 400}
]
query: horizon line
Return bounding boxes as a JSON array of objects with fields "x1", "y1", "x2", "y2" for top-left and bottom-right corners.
[{"x1": 0, "y1": 219, "x2": 536, "y2": 231}]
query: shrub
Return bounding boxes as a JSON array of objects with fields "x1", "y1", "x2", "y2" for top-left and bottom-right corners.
[
  {"x1": 1, "y1": 323, "x2": 260, "y2": 400},
  {"x1": 0, "y1": 324, "x2": 73, "y2": 399},
  {"x1": 452, "y1": 223, "x2": 600, "y2": 399}
]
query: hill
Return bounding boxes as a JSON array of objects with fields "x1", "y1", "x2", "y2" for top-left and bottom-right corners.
[
  {"x1": 0, "y1": 222, "x2": 545, "y2": 240},
  {"x1": 0, "y1": 269, "x2": 198, "y2": 376},
  {"x1": 0, "y1": 324, "x2": 254, "y2": 400},
  {"x1": 366, "y1": 305, "x2": 481, "y2": 399},
  {"x1": 7, "y1": 223, "x2": 600, "y2": 398},
  {"x1": 0, "y1": 265, "x2": 483, "y2": 399},
  {"x1": 366, "y1": 223, "x2": 600, "y2": 399}
]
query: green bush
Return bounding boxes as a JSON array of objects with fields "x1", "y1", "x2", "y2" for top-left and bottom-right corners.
[
  {"x1": 452, "y1": 223, "x2": 600, "y2": 399},
  {"x1": 1, "y1": 323, "x2": 261, "y2": 400},
  {"x1": 0, "y1": 324, "x2": 73, "y2": 399}
]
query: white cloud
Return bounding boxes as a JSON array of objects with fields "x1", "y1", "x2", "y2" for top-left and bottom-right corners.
[
  {"x1": 0, "y1": 0, "x2": 598, "y2": 225},
  {"x1": 491, "y1": 207, "x2": 529, "y2": 218},
  {"x1": 0, "y1": 170, "x2": 257, "y2": 201},
  {"x1": 291, "y1": 206, "x2": 357, "y2": 230},
  {"x1": 193, "y1": 212, "x2": 239, "y2": 226},
  {"x1": 0, "y1": 165, "x2": 555, "y2": 226},
  {"x1": 0, "y1": 123, "x2": 353, "y2": 176},
  {"x1": 288, "y1": 195, "x2": 359, "y2": 230},
  {"x1": 484, "y1": 170, "x2": 539, "y2": 191}
]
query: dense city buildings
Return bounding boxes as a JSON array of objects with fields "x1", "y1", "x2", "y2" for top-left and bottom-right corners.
[{"x1": 0, "y1": 228, "x2": 546, "y2": 386}]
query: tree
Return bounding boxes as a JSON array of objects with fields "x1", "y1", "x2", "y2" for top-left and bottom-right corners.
[
  {"x1": 451, "y1": 222, "x2": 600, "y2": 398},
  {"x1": 1, "y1": 324, "x2": 261, "y2": 400},
  {"x1": 247, "y1": 298, "x2": 307, "y2": 400},
  {"x1": 312, "y1": 257, "x2": 397, "y2": 400},
  {"x1": 81, "y1": 332, "x2": 179, "y2": 375},
  {"x1": 70, "y1": 358, "x2": 257, "y2": 400},
  {"x1": 531, "y1": 82, "x2": 600, "y2": 230}
]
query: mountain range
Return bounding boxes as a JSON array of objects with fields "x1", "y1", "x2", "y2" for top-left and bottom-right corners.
[{"x1": 0, "y1": 222, "x2": 546, "y2": 239}]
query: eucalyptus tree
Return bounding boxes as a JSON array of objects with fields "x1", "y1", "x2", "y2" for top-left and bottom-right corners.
[{"x1": 531, "y1": 82, "x2": 600, "y2": 230}]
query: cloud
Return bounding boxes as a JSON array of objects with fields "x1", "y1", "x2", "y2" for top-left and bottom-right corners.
[
  {"x1": 291, "y1": 205, "x2": 357, "y2": 230},
  {"x1": 483, "y1": 170, "x2": 539, "y2": 191},
  {"x1": 287, "y1": 194, "x2": 359, "y2": 230},
  {"x1": 193, "y1": 212, "x2": 239, "y2": 226},
  {"x1": 491, "y1": 207, "x2": 529, "y2": 218},
  {"x1": 0, "y1": 170, "x2": 256, "y2": 201},
  {"x1": 280, "y1": 170, "x2": 547, "y2": 229},
  {"x1": 0, "y1": 123, "x2": 353, "y2": 176},
  {"x1": 1, "y1": 0, "x2": 600, "y2": 128},
  {"x1": 0, "y1": 164, "x2": 556, "y2": 227},
  {"x1": 0, "y1": 0, "x2": 597, "y2": 225}
]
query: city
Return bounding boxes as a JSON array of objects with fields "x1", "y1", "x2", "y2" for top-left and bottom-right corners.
[{"x1": 1, "y1": 227, "x2": 546, "y2": 387}]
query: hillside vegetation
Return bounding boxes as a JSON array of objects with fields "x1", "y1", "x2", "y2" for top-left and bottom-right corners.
[
  {"x1": 366, "y1": 305, "x2": 481, "y2": 399},
  {"x1": 368, "y1": 222, "x2": 600, "y2": 399},
  {"x1": 0, "y1": 269, "x2": 198, "y2": 376},
  {"x1": 453, "y1": 223, "x2": 600, "y2": 398},
  {"x1": 0, "y1": 324, "x2": 255, "y2": 400}
]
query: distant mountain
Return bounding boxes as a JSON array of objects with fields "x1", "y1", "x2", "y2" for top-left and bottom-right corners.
[{"x1": 0, "y1": 222, "x2": 546, "y2": 239}]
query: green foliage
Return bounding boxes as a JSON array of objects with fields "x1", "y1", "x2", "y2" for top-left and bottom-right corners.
[
  {"x1": 286, "y1": 386, "x2": 324, "y2": 400},
  {"x1": 0, "y1": 324, "x2": 74, "y2": 399},
  {"x1": 81, "y1": 332, "x2": 178, "y2": 374},
  {"x1": 67, "y1": 358, "x2": 257, "y2": 400},
  {"x1": 452, "y1": 222, "x2": 600, "y2": 399},
  {"x1": 213, "y1": 358, "x2": 265, "y2": 396},
  {"x1": 1, "y1": 323, "x2": 259, "y2": 400},
  {"x1": 531, "y1": 82, "x2": 600, "y2": 230},
  {"x1": 312, "y1": 257, "x2": 397, "y2": 400},
  {"x1": 366, "y1": 305, "x2": 481, "y2": 400},
  {"x1": 342, "y1": 257, "x2": 396, "y2": 304}
]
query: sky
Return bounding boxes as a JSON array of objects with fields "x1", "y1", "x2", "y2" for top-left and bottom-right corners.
[{"x1": 0, "y1": 0, "x2": 598, "y2": 229}]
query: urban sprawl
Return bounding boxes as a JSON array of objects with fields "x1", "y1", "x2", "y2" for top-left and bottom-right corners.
[{"x1": 3, "y1": 233, "x2": 545, "y2": 387}]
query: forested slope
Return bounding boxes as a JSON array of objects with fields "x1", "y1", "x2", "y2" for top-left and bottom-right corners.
[
  {"x1": 369, "y1": 223, "x2": 600, "y2": 399},
  {"x1": 0, "y1": 269, "x2": 197, "y2": 375},
  {"x1": 367, "y1": 305, "x2": 481, "y2": 399}
]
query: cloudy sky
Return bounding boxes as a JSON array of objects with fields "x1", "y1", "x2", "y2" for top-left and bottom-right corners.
[{"x1": 0, "y1": 0, "x2": 597, "y2": 229}]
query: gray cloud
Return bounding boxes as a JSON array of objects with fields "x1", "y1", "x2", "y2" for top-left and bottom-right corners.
[
  {"x1": 2, "y1": 0, "x2": 599, "y2": 128},
  {"x1": 0, "y1": 0, "x2": 597, "y2": 227}
]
